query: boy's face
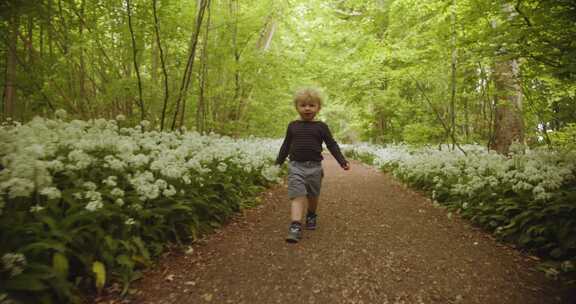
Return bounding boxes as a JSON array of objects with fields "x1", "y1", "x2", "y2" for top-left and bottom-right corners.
[{"x1": 296, "y1": 100, "x2": 320, "y2": 121}]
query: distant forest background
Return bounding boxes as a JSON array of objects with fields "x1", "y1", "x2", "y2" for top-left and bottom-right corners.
[{"x1": 1, "y1": 0, "x2": 575, "y2": 152}]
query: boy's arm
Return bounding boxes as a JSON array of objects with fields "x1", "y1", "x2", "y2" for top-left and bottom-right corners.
[
  {"x1": 275, "y1": 123, "x2": 293, "y2": 165},
  {"x1": 321, "y1": 123, "x2": 348, "y2": 168}
]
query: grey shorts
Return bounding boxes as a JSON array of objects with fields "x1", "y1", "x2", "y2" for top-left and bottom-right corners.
[{"x1": 287, "y1": 160, "x2": 324, "y2": 199}]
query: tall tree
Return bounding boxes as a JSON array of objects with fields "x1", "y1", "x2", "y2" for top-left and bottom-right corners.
[
  {"x1": 172, "y1": 0, "x2": 210, "y2": 130},
  {"x1": 490, "y1": 4, "x2": 525, "y2": 154},
  {"x1": 152, "y1": 0, "x2": 170, "y2": 131},
  {"x1": 126, "y1": 0, "x2": 145, "y2": 121},
  {"x1": 3, "y1": 15, "x2": 19, "y2": 121}
]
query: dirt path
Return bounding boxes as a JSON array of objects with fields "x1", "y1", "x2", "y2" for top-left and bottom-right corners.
[{"x1": 103, "y1": 157, "x2": 575, "y2": 304}]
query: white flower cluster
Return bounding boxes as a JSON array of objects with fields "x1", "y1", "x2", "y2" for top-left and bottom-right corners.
[
  {"x1": 0, "y1": 117, "x2": 282, "y2": 214},
  {"x1": 1, "y1": 253, "x2": 27, "y2": 277},
  {"x1": 343, "y1": 144, "x2": 576, "y2": 203}
]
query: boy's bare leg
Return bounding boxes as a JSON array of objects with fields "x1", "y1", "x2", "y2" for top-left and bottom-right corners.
[
  {"x1": 291, "y1": 196, "x2": 307, "y2": 222},
  {"x1": 307, "y1": 196, "x2": 319, "y2": 214}
]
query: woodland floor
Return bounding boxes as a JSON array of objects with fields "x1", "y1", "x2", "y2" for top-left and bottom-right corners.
[{"x1": 95, "y1": 156, "x2": 576, "y2": 304}]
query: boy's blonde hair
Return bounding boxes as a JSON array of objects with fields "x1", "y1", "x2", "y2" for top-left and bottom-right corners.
[{"x1": 293, "y1": 88, "x2": 323, "y2": 108}]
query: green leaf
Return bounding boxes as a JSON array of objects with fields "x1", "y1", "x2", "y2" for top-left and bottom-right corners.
[
  {"x1": 52, "y1": 252, "x2": 69, "y2": 278},
  {"x1": 92, "y1": 261, "x2": 106, "y2": 291},
  {"x1": 116, "y1": 254, "x2": 134, "y2": 269},
  {"x1": 3, "y1": 277, "x2": 48, "y2": 291}
]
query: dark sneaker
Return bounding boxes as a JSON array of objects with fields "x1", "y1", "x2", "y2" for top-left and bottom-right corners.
[
  {"x1": 305, "y1": 213, "x2": 317, "y2": 230},
  {"x1": 286, "y1": 223, "x2": 302, "y2": 243}
]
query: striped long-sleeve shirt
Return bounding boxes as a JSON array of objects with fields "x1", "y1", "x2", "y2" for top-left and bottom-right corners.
[{"x1": 275, "y1": 120, "x2": 348, "y2": 167}]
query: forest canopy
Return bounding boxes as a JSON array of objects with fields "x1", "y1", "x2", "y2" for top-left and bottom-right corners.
[{"x1": 1, "y1": 0, "x2": 575, "y2": 151}]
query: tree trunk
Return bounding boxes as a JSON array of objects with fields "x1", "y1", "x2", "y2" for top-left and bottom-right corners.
[
  {"x1": 449, "y1": 0, "x2": 457, "y2": 149},
  {"x1": 231, "y1": 0, "x2": 241, "y2": 122},
  {"x1": 3, "y1": 16, "x2": 19, "y2": 121},
  {"x1": 197, "y1": 1, "x2": 211, "y2": 134},
  {"x1": 126, "y1": 0, "x2": 146, "y2": 121},
  {"x1": 153, "y1": 0, "x2": 170, "y2": 131},
  {"x1": 490, "y1": 4, "x2": 525, "y2": 154},
  {"x1": 490, "y1": 59, "x2": 524, "y2": 154},
  {"x1": 171, "y1": 0, "x2": 209, "y2": 130},
  {"x1": 79, "y1": 0, "x2": 88, "y2": 117}
]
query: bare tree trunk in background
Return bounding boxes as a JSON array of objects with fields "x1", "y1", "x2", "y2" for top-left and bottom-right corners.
[
  {"x1": 449, "y1": 0, "x2": 457, "y2": 150},
  {"x1": 463, "y1": 96, "x2": 469, "y2": 141},
  {"x1": 490, "y1": 59, "x2": 524, "y2": 154},
  {"x1": 48, "y1": 0, "x2": 54, "y2": 58},
  {"x1": 78, "y1": 0, "x2": 88, "y2": 117},
  {"x1": 153, "y1": 0, "x2": 170, "y2": 131},
  {"x1": 229, "y1": 0, "x2": 242, "y2": 123},
  {"x1": 171, "y1": 0, "x2": 209, "y2": 130},
  {"x1": 197, "y1": 1, "x2": 211, "y2": 134},
  {"x1": 490, "y1": 5, "x2": 525, "y2": 154},
  {"x1": 126, "y1": 0, "x2": 145, "y2": 121},
  {"x1": 3, "y1": 16, "x2": 19, "y2": 121},
  {"x1": 27, "y1": 16, "x2": 33, "y2": 64}
]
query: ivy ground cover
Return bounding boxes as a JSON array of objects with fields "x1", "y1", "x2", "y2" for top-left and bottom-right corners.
[
  {"x1": 343, "y1": 144, "x2": 576, "y2": 284},
  {"x1": 0, "y1": 116, "x2": 282, "y2": 303}
]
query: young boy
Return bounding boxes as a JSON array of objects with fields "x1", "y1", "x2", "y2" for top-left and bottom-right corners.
[{"x1": 275, "y1": 88, "x2": 350, "y2": 243}]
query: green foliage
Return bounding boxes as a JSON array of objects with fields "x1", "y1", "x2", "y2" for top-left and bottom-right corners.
[
  {"x1": 549, "y1": 123, "x2": 576, "y2": 150},
  {"x1": 2, "y1": 0, "x2": 575, "y2": 144},
  {"x1": 402, "y1": 123, "x2": 444, "y2": 145},
  {"x1": 0, "y1": 118, "x2": 282, "y2": 303}
]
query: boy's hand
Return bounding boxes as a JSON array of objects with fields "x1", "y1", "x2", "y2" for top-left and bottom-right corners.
[{"x1": 342, "y1": 162, "x2": 351, "y2": 171}]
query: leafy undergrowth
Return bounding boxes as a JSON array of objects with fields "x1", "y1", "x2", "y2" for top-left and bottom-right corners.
[
  {"x1": 344, "y1": 143, "x2": 576, "y2": 285},
  {"x1": 0, "y1": 116, "x2": 283, "y2": 303}
]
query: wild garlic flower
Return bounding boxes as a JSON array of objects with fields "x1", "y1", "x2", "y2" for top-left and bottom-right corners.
[
  {"x1": 40, "y1": 187, "x2": 61, "y2": 200},
  {"x1": 0, "y1": 177, "x2": 35, "y2": 198},
  {"x1": 55, "y1": 109, "x2": 67, "y2": 119},
  {"x1": 110, "y1": 188, "x2": 125, "y2": 197},
  {"x1": 163, "y1": 185, "x2": 177, "y2": 197},
  {"x1": 85, "y1": 200, "x2": 104, "y2": 212},
  {"x1": 103, "y1": 176, "x2": 118, "y2": 187},
  {"x1": 83, "y1": 182, "x2": 98, "y2": 191},
  {"x1": 261, "y1": 165, "x2": 281, "y2": 182},
  {"x1": 217, "y1": 163, "x2": 228, "y2": 172},
  {"x1": 1, "y1": 253, "x2": 27, "y2": 277},
  {"x1": 30, "y1": 205, "x2": 45, "y2": 213},
  {"x1": 115, "y1": 198, "x2": 125, "y2": 206},
  {"x1": 124, "y1": 218, "x2": 136, "y2": 225}
]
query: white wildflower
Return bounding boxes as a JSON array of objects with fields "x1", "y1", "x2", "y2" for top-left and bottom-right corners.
[
  {"x1": 115, "y1": 198, "x2": 125, "y2": 206},
  {"x1": 1, "y1": 253, "x2": 27, "y2": 277},
  {"x1": 155, "y1": 179, "x2": 168, "y2": 190},
  {"x1": 261, "y1": 165, "x2": 281, "y2": 182},
  {"x1": 163, "y1": 185, "x2": 177, "y2": 197},
  {"x1": 83, "y1": 182, "x2": 98, "y2": 191},
  {"x1": 25, "y1": 144, "x2": 46, "y2": 159},
  {"x1": 1, "y1": 178, "x2": 35, "y2": 198},
  {"x1": 110, "y1": 188, "x2": 125, "y2": 198},
  {"x1": 116, "y1": 114, "x2": 126, "y2": 121},
  {"x1": 55, "y1": 109, "x2": 67, "y2": 119},
  {"x1": 85, "y1": 200, "x2": 103, "y2": 212},
  {"x1": 125, "y1": 218, "x2": 136, "y2": 225},
  {"x1": 40, "y1": 187, "x2": 61, "y2": 200},
  {"x1": 103, "y1": 176, "x2": 117, "y2": 187},
  {"x1": 217, "y1": 162, "x2": 228, "y2": 172},
  {"x1": 140, "y1": 120, "x2": 151, "y2": 128},
  {"x1": 30, "y1": 205, "x2": 44, "y2": 213},
  {"x1": 85, "y1": 190, "x2": 102, "y2": 202}
]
